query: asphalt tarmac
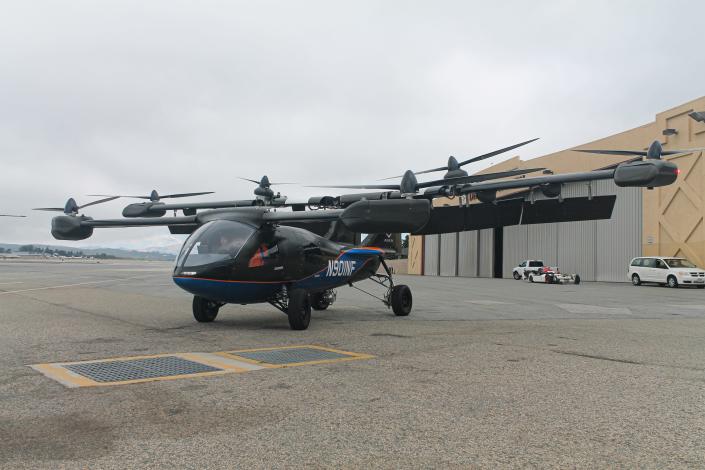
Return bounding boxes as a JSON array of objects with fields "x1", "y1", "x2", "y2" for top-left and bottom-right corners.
[{"x1": 1, "y1": 259, "x2": 704, "y2": 469}]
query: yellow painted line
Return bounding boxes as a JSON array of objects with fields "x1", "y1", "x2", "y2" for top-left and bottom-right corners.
[
  {"x1": 29, "y1": 344, "x2": 373, "y2": 388},
  {"x1": 221, "y1": 344, "x2": 374, "y2": 369}
]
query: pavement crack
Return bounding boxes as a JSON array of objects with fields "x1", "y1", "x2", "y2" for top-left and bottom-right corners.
[{"x1": 553, "y1": 350, "x2": 643, "y2": 365}]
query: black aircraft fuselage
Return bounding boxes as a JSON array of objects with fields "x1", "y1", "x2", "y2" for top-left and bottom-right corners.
[{"x1": 172, "y1": 220, "x2": 383, "y2": 304}]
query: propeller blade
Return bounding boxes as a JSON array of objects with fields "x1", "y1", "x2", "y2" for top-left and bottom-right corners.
[
  {"x1": 159, "y1": 191, "x2": 215, "y2": 199},
  {"x1": 87, "y1": 194, "x2": 152, "y2": 199},
  {"x1": 661, "y1": 147, "x2": 705, "y2": 155},
  {"x1": 307, "y1": 184, "x2": 401, "y2": 190},
  {"x1": 0, "y1": 214, "x2": 27, "y2": 217},
  {"x1": 457, "y1": 138, "x2": 540, "y2": 167},
  {"x1": 416, "y1": 167, "x2": 546, "y2": 189},
  {"x1": 268, "y1": 182, "x2": 298, "y2": 185},
  {"x1": 573, "y1": 149, "x2": 649, "y2": 157},
  {"x1": 33, "y1": 207, "x2": 64, "y2": 212},
  {"x1": 78, "y1": 196, "x2": 120, "y2": 209},
  {"x1": 238, "y1": 177, "x2": 261, "y2": 185}
]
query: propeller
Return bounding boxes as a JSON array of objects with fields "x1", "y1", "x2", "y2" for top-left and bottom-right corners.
[
  {"x1": 574, "y1": 140, "x2": 705, "y2": 160},
  {"x1": 309, "y1": 167, "x2": 545, "y2": 195},
  {"x1": 380, "y1": 138, "x2": 540, "y2": 180},
  {"x1": 87, "y1": 190, "x2": 214, "y2": 202},
  {"x1": 0, "y1": 214, "x2": 26, "y2": 217},
  {"x1": 33, "y1": 196, "x2": 119, "y2": 215},
  {"x1": 239, "y1": 175, "x2": 296, "y2": 203}
]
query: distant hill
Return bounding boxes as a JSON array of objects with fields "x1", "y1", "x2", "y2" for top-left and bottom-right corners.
[{"x1": 0, "y1": 243, "x2": 176, "y2": 261}]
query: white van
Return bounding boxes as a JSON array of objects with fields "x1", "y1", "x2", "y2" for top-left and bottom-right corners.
[{"x1": 628, "y1": 257, "x2": 705, "y2": 288}]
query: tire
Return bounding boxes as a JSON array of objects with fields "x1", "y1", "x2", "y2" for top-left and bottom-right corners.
[
  {"x1": 513, "y1": 271, "x2": 522, "y2": 280},
  {"x1": 667, "y1": 275, "x2": 678, "y2": 288},
  {"x1": 287, "y1": 289, "x2": 311, "y2": 330},
  {"x1": 391, "y1": 285, "x2": 412, "y2": 316},
  {"x1": 192, "y1": 296, "x2": 220, "y2": 323},
  {"x1": 529, "y1": 275, "x2": 534, "y2": 283},
  {"x1": 574, "y1": 274, "x2": 581, "y2": 285},
  {"x1": 311, "y1": 291, "x2": 330, "y2": 311},
  {"x1": 631, "y1": 274, "x2": 641, "y2": 286}
]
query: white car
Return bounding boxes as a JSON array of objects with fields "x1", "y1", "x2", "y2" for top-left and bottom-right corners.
[
  {"x1": 513, "y1": 260, "x2": 545, "y2": 280},
  {"x1": 629, "y1": 256, "x2": 705, "y2": 288}
]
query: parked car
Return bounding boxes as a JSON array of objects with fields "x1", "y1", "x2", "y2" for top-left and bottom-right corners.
[
  {"x1": 526, "y1": 266, "x2": 581, "y2": 285},
  {"x1": 629, "y1": 256, "x2": 705, "y2": 288},
  {"x1": 513, "y1": 260, "x2": 545, "y2": 280}
]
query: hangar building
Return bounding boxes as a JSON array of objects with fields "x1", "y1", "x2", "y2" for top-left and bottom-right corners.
[{"x1": 408, "y1": 96, "x2": 705, "y2": 282}]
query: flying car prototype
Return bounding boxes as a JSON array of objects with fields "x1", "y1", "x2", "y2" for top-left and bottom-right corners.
[{"x1": 35, "y1": 139, "x2": 687, "y2": 329}]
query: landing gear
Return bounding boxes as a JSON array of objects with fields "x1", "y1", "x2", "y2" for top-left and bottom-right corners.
[
  {"x1": 350, "y1": 258, "x2": 413, "y2": 317},
  {"x1": 192, "y1": 296, "x2": 222, "y2": 322},
  {"x1": 311, "y1": 289, "x2": 336, "y2": 311},
  {"x1": 287, "y1": 289, "x2": 311, "y2": 330},
  {"x1": 390, "y1": 285, "x2": 412, "y2": 316}
]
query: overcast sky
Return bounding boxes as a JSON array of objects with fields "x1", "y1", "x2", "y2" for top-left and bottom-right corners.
[{"x1": 1, "y1": 0, "x2": 704, "y2": 249}]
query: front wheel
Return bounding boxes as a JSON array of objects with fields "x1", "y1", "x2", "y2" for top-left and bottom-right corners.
[
  {"x1": 391, "y1": 285, "x2": 412, "y2": 316},
  {"x1": 631, "y1": 274, "x2": 641, "y2": 286},
  {"x1": 513, "y1": 271, "x2": 522, "y2": 280},
  {"x1": 529, "y1": 275, "x2": 534, "y2": 283},
  {"x1": 574, "y1": 274, "x2": 581, "y2": 285},
  {"x1": 193, "y1": 296, "x2": 220, "y2": 322},
  {"x1": 287, "y1": 289, "x2": 311, "y2": 330},
  {"x1": 667, "y1": 276, "x2": 679, "y2": 288}
]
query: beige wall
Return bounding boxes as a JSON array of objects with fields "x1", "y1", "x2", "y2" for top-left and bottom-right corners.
[
  {"x1": 408, "y1": 96, "x2": 705, "y2": 273},
  {"x1": 643, "y1": 97, "x2": 705, "y2": 265}
]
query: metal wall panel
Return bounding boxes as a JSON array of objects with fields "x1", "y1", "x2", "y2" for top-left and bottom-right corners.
[
  {"x1": 527, "y1": 224, "x2": 559, "y2": 265},
  {"x1": 478, "y1": 228, "x2": 494, "y2": 278},
  {"x1": 423, "y1": 234, "x2": 440, "y2": 276},
  {"x1": 596, "y1": 182, "x2": 641, "y2": 282},
  {"x1": 557, "y1": 220, "x2": 596, "y2": 281},
  {"x1": 458, "y1": 231, "x2": 478, "y2": 277},
  {"x1": 439, "y1": 233, "x2": 458, "y2": 276},
  {"x1": 502, "y1": 225, "x2": 528, "y2": 278}
]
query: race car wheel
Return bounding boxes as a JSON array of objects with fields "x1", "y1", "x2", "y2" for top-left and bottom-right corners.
[
  {"x1": 529, "y1": 275, "x2": 534, "y2": 283},
  {"x1": 311, "y1": 291, "x2": 330, "y2": 311},
  {"x1": 391, "y1": 285, "x2": 412, "y2": 316},
  {"x1": 513, "y1": 271, "x2": 522, "y2": 280},
  {"x1": 667, "y1": 275, "x2": 679, "y2": 289},
  {"x1": 574, "y1": 274, "x2": 581, "y2": 285},
  {"x1": 193, "y1": 296, "x2": 220, "y2": 323},
  {"x1": 287, "y1": 289, "x2": 311, "y2": 330},
  {"x1": 631, "y1": 274, "x2": 641, "y2": 286}
]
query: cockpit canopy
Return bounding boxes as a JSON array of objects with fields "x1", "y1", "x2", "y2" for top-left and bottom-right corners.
[{"x1": 176, "y1": 220, "x2": 255, "y2": 269}]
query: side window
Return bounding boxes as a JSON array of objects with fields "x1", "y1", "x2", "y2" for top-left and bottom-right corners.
[
  {"x1": 655, "y1": 259, "x2": 667, "y2": 269},
  {"x1": 529, "y1": 261, "x2": 542, "y2": 267},
  {"x1": 631, "y1": 258, "x2": 642, "y2": 267},
  {"x1": 248, "y1": 243, "x2": 279, "y2": 268}
]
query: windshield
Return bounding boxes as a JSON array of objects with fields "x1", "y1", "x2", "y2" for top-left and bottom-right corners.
[
  {"x1": 177, "y1": 220, "x2": 255, "y2": 269},
  {"x1": 664, "y1": 258, "x2": 697, "y2": 268}
]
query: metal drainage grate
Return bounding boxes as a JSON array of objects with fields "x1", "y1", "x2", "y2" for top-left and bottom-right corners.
[
  {"x1": 64, "y1": 356, "x2": 222, "y2": 383},
  {"x1": 233, "y1": 347, "x2": 351, "y2": 365}
]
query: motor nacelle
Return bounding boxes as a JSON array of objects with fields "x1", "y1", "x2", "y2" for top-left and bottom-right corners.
[
  {"x1": 122, "y1": 203, "x2": 166, "y2": 218},
  {"x1": 307, "y1": 196, "x2": 338, "y2": 208},
  {"x1": 476, "y1": 190, "x2": 497, "y2": 204},
  {"x1": 614, "y1": 160, "x2": 679, "y2": 187},
  {"x1": 340, "y1": 199, "x2": 430, "y2": 233},
  {"x1": 51, "y1": 215, "x2": 93, "y2": 240},
  {"x1": 540, "y1": 183, "x2": 562, "y2": 198}
]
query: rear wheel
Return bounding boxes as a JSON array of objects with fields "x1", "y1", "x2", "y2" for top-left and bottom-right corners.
[
  {"x1": 529, "y1": 275, "x2": 534, "y2": 283},
  {"x1": 192, "y1": 296, "x2": 220, "y2": 322},
  {"x1": 667, "y1": 275, "x2": 678, "y2": 288},
  {"x1": 513, "y1": 271, "x2": 522, "y2": 280},
  {"x1": 391, "y1": 285, "x2": 412, "y2": 316},
  {"x1": 631, "y1": 274, "x2": 641, "y2": 286},
  {"x1": 574, "y1": 274, "x2": 581, "y2": 285},
  {"x1": 287, "y1": 289, "x2": 311, "y2": 330}
]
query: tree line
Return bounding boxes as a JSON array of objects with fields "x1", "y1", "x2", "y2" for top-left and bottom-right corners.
[{"x1": 13, "y1": 245, "x2": 118, "y2": 259}]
